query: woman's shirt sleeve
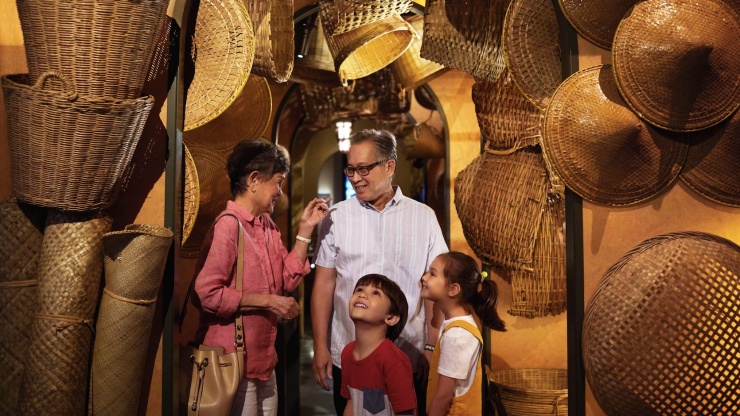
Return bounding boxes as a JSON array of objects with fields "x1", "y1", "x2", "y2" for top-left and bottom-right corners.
[{"x1": 193, "y1": 216, "x2": 242, "y2": 319}]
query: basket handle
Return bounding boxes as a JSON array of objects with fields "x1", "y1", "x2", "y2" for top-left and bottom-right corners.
[
  {"x1": 553, "y1": 393, "x2": 568, "y2": 416},
  {"x1": 33, "y1": 71, "x2": 78, "y2": 101}
]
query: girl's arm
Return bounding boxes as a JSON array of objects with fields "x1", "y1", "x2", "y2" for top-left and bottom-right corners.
[
  {"x1": 427, "y1": 375, "x2": 456, "y2": 416},
  {"x1": 343, "y1": 400, "x2": 353, "y2": 416}
]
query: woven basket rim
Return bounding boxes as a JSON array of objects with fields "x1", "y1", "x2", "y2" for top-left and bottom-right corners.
[{"x1": 487, "y1": 368, "x2": 569, "y2": 393}]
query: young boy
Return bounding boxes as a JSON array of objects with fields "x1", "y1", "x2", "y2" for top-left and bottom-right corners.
[{"x1": 340, "y1": 274, "x2": 417, "y2": 416}]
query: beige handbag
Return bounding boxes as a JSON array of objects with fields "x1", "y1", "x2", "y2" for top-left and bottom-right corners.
[{"x1": 182, "y1": 214, "x2": 245, "y2": 416}]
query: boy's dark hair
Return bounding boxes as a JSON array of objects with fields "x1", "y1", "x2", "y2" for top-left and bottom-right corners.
[
  {"x1": 438, "y1": 251, "x2": 506, "y2": 332},
  {"x1": 226, "y1": 140, "x2": 290, "y2": 197},
  {"x1": 355, "y1": 274, "x2": 408, "y2": 341}
]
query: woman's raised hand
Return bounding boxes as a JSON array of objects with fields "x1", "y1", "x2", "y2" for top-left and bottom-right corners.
[{"x1": 300, "y1": 196, "x2": 332, "y2": 228}]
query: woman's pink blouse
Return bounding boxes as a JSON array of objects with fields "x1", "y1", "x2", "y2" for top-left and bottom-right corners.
[{"x1": 193, "y1": 201, "x2": 310, "y2": 380}]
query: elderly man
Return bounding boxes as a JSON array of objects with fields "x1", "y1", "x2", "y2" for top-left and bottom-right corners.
[{"x1": 312, "y1": 129, "x2": 448, "y2": 415}]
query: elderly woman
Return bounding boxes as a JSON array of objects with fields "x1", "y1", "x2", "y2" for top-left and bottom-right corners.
[{"x1": 193, "y1": 140, "x2": 330, "y2": 416}]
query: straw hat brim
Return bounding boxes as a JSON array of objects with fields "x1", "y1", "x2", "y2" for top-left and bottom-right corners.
[
  {"x1": 612, "y1": 0, "x2": 740, "y2": 132},
  {"x1": 557, "y1": 0, "x2": 639, "y2": 50},
  {"x1": 680, "y1": 109, "x2": 740, "y2": 207},
  {"x1": 184, "y1": 0, "x2": 255, "y2": 131},
  {"x1": 503, "y1": 0, "x2": 563, "y2": 110},
  {"x1": 182, "y1": 144, "x2": 200, "y2": 245},
  {"x1": 184, "y1": 75, "x2": 272, "y2": 150},
  {"x1": 542, "y1": 65, "x2": 688, "y2": 206}
]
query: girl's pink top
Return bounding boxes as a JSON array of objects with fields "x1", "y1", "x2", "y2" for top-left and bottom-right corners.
[{"x1": 193, "y1": 201, "x2": 310, "y2": 380}]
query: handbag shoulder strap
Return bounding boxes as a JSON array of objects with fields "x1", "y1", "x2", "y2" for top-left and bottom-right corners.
[{"x1": 178, "y1": 212, "x2": 245, "y2": 349}]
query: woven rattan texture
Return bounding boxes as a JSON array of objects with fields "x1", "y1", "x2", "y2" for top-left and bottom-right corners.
[
  {"x1": 487, "y1": 368, "x2": 568, "y2": 415},
  {"x1": 583, "y1": 232, "x2": 740, "y2": 415},
  {"x1": 472, "y1": 70, "x2": 543, "y2": 152},
  {"x1": 0, "y1": 199, "x2": 44, "y2": 415},
  {"x1": 246, "y1": 0, "x2": 294, "y2": 82},
  {"x1": 185, "y1": 75, "x2": 272, "y2": 150},
  {"x1": 299, "y1": 83, "x2": 346, "y2": 130},
  {"x1": 542, "y1": 65, "x2": 688, "y2": 206},
  {"x1": 509, "y1": 193, "x2": 566, "y2": 318},
  {"x1": 612, "y1": 0, "x2": 740, "y2": 132},
  {"x1": 290, "y1": 19, "x2": 342, "y2": 86},
  {"x1": 180, "y1": 145, "x2": 232, "y2": 258},
  {"x1": 557, "y1": 0, "x2": 638, "y2": 50},
  {"x1": 454, "y1": 148, "x2": 549, "y2": 271},
  {"x1": 16, "y1": 0, "x2": 168, "y2": 100},
  {"x1": 184, "y1": 0, "x2": 254, "y2": 131},
  {"x1": 2, "y1": 73, "x2": 154, "y2": 211},
  {"x1": 183, "y1": 145, "x2": 200, "y2": 245},
  {"x1": 19, "y1": 211, "x2": 111, "y2": 415},
  {"x1": 318, "y1": 0, "x2": 413, "y2": 36},
  {"x1": 90, "y1": 225, "x2": 173, "y2": 416},
  {"x1": 389, "y1": 14, "x2": 449, "y2": 91},
  {"x1": 681, "y1": 110, "x2": 740, "y2": 207},
  {"x1": 503, "y1": 0, "x2": 562, "y2": 111},
  {"x1": 376, "y1": 68, "x2": 411, "y2": 114},
  {"x1": 325, "y1": 15, "x2": 414, "y2": 81},
  {"x1": 407, "y1": 123, "x2": 445, "y2": 159},
  {"x1": 420, "y1": 0, "x2": 509, "y2": 82}
]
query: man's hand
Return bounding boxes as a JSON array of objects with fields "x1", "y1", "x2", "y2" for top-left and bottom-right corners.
[{"x1": 312, "y1": 345, "x2": 333, "y2": 390}]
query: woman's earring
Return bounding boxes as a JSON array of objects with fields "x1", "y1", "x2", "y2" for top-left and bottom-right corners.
[{"x1": 251, "y1": 186, "x2": 257, "y2": 193}]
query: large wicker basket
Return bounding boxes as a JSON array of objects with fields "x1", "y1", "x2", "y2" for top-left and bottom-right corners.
[
  {"x1": 16, "y1": 0, "x2": 169, "y2": 100},
  {"x1": 2, "y1": 72, "x2": 154, "y2": 211},
  {"x1": 318, "y1": 0, "x2": 414, "y2": 37},
  {"x1": 487, "y1": 367, "x2": 568, "y2": 416}
]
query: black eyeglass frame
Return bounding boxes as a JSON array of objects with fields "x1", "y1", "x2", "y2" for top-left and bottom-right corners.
[{"x1": 343, "y1": 160, "x2": 386, "y2": 177}]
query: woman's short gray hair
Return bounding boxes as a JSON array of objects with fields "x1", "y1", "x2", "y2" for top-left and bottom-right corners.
[{"x1": 349, "y1": 129, "x2": 397, "y2": 162}]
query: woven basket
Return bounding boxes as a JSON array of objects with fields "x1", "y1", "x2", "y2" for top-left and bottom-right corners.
[
  {"x1": 245, "y1": 0, "x2": 294, "y2": 82},
  {"x1": 182, "y1": 144, "x2": 200, "y2": 245},
  {"x1": 406, "y1": 122, "x2": 445, "y2": 159},
  {"x1": 19, "y1": 211, "x2": 111, "y2": 416},
  {"x1": 389, "y1": 14, "x2": 449, "y2": 91},
  {"x1": 472, "y1": 69, "x2": 543, "y2": 152},
  {"x1": 318, "y1": 0, "x2": 414, "y2": 37},
  {"x1": 2, "y1": 73, "x2": 154, "y2": 211},
  {"x1": 583, "y1": 232, "x2": 740, "y2": 416},
  {"x1": 0, "y1": 199, "x2": 45, "y2": 415},
  {"x1": 299, "y1": 83, "x2": 346, "y2": 130},
  {"x1": 680, "y1": 109, "x2": 740, "y2": 207},
  {"x1": 454, "y1": 148, "x2": 549, "y2": 271},
  {"x1": 376, "y1": 68, "x2": 411, "y2": 114},
  {"x1": 509, "y1": 193, "x2": 566, "y2": 318},
  {"x1": 503, "y1": 0, "x2": 562, "y2": 110},
  {"x1": 290, "y1": 18, "x2": 342, "y2": 86},
  {"x1": 90, "y1": 224, "x2": 173, "y2": 416},
  {"x1": 16, "y1": 0, "x2": 168, "y2": 100},
  {"x1": 542, "y1": 65, "x2": 688, "y2": 206},
  {"x1": 487, "y1": 367, "x2": 568, "y2": 415},
  {"x1": 420, "y1": 0, "x2": 509, "y2": 82},
  {"x1": 324, "y1": 15, "x2": 415, "y2": 82},
  {"x1": 180, "y1": 145, "x2": 232, "y2": 258},
  {"x1": 184, "y1": 0, "x2": 255, "y2": 131},
  {"x1": 185, "y1": 75, "x2": 272, "y2": 150}
]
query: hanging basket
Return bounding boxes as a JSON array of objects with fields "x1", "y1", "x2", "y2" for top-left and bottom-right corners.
[
  {"x1": 487, "y1": 367, "x2": 568, "y2": 415},
  {"x1": 245, "y1": 0, "x2": 294, "y2": 82},
  {"x1": 16, "y1": 0, "x2": 168, "y2": 100},
  {"x1": 389, "y1": 14, "x2": 449, "y2": 91},
  {"x1": 318, "y1": 0, "x2": 414, "y2": 37},
  {"x1": 2, "y1": 73, "x2": 154, "y2": 211}
]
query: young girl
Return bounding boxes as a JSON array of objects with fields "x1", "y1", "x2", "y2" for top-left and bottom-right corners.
[{"x1": 421, "y1": 251, "x2": 506, "y2": 416}]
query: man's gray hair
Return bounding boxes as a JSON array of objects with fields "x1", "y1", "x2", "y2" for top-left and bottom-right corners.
[{"x1": 349, "y1": 129, "x2": 397, "y2": 162}]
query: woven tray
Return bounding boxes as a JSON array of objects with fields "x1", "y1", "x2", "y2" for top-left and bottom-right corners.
[
  {"x1": 19, "y1": 211, "x2": 112, "y2": 415},
  {"x1": 91, "y1": 224, "x2": 173, "y2": 416},
  {"x1": 245, "y1": 0, "x2": 294, "y2": 82},
  {"x1": 454, "y1": 148, "x2": 549, "y2": 271},
  {"x1": 503, "y1": 0, "x2": 562, "y2": 110},
  {"x1": 472, "y1": 69, "x2": 543, "y2": 152},
  {"x1": 420, "y1": 0, "x2": 509, "y2": 82},
  {"x1": 2, "y1": 73, "x2": 154, "y2": 211},
  {"x1": 184, "y1": 0, "x2": 255, "y2": 131},
  {"x1": 16, "y1": 0, "x2": 168, "y2": 100},
  {"x1": 583, "y1": 232, "x2": 740, "y2": 415},
  {"x1": 389, "y1": 14, "x2": 449, "y2": 91},
  {"x1": 487, "y1": 367, "x2": 568, "y2": 416},
  {"x1": 318, "y1": 0, "x2": 414, "y2": 37},
  {"x1": 324, "y1": 14, "x2": 414, "y2": 82}
]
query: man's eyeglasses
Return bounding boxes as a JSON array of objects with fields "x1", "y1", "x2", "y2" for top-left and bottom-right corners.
[{"x1": 344, "y1": 161, "x2": 385, "y2": 177}]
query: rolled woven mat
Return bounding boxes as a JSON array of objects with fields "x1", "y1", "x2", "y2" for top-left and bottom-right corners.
[
  {"x1": 0, "y1": 198, "x2": 45, "y2": 414},
  {"x1": 90, "y1": 224, "x2": 173, "y2": 416},
  {"x1": 19, "y1": 211, "x2": 112, "y2": 416}
]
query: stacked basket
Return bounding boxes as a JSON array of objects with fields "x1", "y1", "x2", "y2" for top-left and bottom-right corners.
[{"x1": 4, "y1": 0, "x2": 167, "y2": 212}]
